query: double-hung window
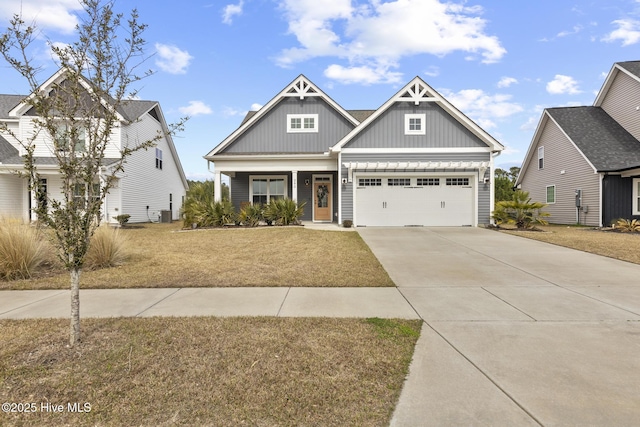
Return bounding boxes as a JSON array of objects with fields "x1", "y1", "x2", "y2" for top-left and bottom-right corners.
[
  {"x1": 405, "y1": 114, "x2": 426, "y2": 135},
  {"x1": 251, "y1": 176, "x2": 287, "y2": 205},
  {"x1": 538, "y1": 146, "x2": 544, "y2": 170},
  {"x1": 287, "y1": 114, "x2": 318, "y2": 133},
  {"x1": 546, "y1": 185, "x2": 556, "y2": 204},
  {"x1": 156, "y1": 148, "x2": 163, "y2": 170},
  {"x1": 54, "y1": 123, "x2": 86, "y2": 152}
]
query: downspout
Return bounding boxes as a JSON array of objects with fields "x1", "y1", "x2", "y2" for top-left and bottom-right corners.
[
  {"x1": 599, "y1": 173, "x2": 604, "y2": 227},
  {"x1": 490, "y1": 151, "x2": 500, "y2": 225}
]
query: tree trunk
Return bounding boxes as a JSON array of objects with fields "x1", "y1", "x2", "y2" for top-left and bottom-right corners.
[{"x1": 70, "y1": 268, "x2": 81, "y2": 346}]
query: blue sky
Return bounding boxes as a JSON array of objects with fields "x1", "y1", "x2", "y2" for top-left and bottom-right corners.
[{"x1": 2, "y1": 0, "x2": 640, "y2": 180}]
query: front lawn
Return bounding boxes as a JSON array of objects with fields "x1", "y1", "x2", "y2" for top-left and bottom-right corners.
[
  {"x1": 1, "y1": 223, "x2": 394, "y2": 290},
  {"x1": 0, "y1": 317, "x2": 421, "y2": 426},
  {"x1": 500, "y1": 225, "x2": 640, "y2": 265}
]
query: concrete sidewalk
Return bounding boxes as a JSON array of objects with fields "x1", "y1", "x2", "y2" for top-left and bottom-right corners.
[{"x1": 0, "y1": 287, "x2": 419, "y2": 319}]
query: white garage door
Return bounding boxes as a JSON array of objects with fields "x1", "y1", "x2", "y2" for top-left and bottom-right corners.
[{"x1": 355, "y1": 176, "x2": 474, "y2": 226}]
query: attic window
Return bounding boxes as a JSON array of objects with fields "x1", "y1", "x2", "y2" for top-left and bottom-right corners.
[
  {"x1": 155, "y1": 148, "x2": 163, "y2": 170},
  {"x1": 287, "y1": 114, "x2": 318, "y2": 133},
  {"x1": 538, "y1": 146, "x2": 544, "y2": 170},
  {"x1": 405, "y1": 114, "x2": 426, "y2": 135}
]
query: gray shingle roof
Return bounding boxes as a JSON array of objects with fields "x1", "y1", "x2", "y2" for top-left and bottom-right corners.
[
  {"x1": 0, "y1": 135, "x2": 19, "y2": 162},
  {"x1": 547, "y1": 106, "x2": 640, "y2": 171},
  {"x1": 0, "y1": 94, "x2": 25, "y2": 118},
  {"x1": 617, "y1": 61, "x2": 640, "y2": 79}
]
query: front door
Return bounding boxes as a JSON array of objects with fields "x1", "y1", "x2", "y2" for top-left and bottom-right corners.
[{"x1": 313, "y1": 178, "x2": 332, "y2": 222}]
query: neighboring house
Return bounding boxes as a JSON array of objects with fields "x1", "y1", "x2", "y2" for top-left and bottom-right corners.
[
  {"x1": 0, "y1": 69, "x2": 188, "y2": 224},
  {"x1": 516, "y1": 61, "x2": 640, "y2": 227},
  {"x1": 205, "y1": 75, "x2": 504, "y2": 227}
]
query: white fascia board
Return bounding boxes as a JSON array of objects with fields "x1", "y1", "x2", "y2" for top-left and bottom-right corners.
[
  {"x1": 213, "y1": 157, "x2": 337, "y2": 173},
  {"x1": 594, "y1": 64, "x2": 620, "y2": 107},
  {"x1": 341, "y1": 147, "x2": 491, "y2": 154},
  {"x1": 621, "y1": 168, "x2": 640, "y2": 177}
]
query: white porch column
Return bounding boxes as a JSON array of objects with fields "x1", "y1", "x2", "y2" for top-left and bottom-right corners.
[
  {"x1": 291, "y1": 170, "x2": 298, "y2": 202},
  {"x1": 214, "y1": 170, "x2": 222, "y2": 202}
]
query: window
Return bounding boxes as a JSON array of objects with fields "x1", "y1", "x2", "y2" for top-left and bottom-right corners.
[
  {"x1": 405, "y1": 114, "x2": 426, "y2": 135},
  {"x1": 538, "y1": 146, "x2": 544, "y2": 170},
  {"x1": 633, "y1": 179, "x2": 640, "y2": 215},
  {"x1": 546, "y1": 185, "x2": 556, "y2": 204},
  {"x1": 388, "y1": 178, "x2": 411, "y2": 186},
  {"x1": 250, "y1": 176, "x2": 287, "y2": 205},
  {"x1": 287, "y1": 114, "x2": 318, "y2": 133},
  {"x1": 156, "y1": 148, "x2": 163, "y2": 170},
  {"x1": 446, "y1": 178, "x2": 469, "y2": 186},
  {"x1": 358, "y1": 178, "x2": 382, "y2": 187},
  {"x1": 417, "y1": 178, "x2": 439, "y2": 186},
  {"x1": 73, "y1": 183, "x2": 100, "y2": 208},
  {"x1": 54, "y1": 124, "x2": 85, "y2": 152}
]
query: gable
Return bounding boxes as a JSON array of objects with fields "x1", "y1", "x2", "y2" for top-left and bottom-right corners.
[
  {"x1": 342, "y1": 101, "x2": 489, "y2": 150},
  {"x1": 333, "y1": 76, "x2": 502, "y2": 153},
  {"x1": 220, "y1": 97, "x2": 356, "y2": 154},
  {"x1": 598, "y1": 69, "x2": 640, "y2": 140}
]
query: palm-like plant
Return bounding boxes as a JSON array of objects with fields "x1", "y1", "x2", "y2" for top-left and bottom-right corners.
[
  {"x1": 239, "y1": 203, "x2": 263, "y2": 227},
  {"x1": 614, "y1": 218, "x2": 640, "y2": 232},
  {"x1": 264, "y1": 198, "x2": 306, "y2": 225},
  {"x1": 492, "y1": 190, "x2": 550, "y2": 229}
]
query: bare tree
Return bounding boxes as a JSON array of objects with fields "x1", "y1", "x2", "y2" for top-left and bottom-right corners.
[{"x1": 0, "y1": 0, "x2": 185, "y2": 346}]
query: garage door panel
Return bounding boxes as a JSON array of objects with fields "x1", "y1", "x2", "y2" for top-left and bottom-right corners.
[{"x1": 355, "y1": 175, "x2": 474, "y2": 227}]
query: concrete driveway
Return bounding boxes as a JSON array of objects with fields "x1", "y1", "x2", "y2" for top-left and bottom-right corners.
[{"x1": 358, "y1": 227, "x2": 640, "y2": 427}]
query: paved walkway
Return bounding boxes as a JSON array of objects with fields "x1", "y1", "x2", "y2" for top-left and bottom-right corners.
[{"x1": 2, "y1": 227, "x2": 640, "y2": 426}]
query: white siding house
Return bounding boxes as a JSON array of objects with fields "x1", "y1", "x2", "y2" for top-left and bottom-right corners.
[{"x1": 0, "y1": 69, "x2": 188, "y2": 223}]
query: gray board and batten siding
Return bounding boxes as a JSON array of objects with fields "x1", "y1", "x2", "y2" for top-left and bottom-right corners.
[
  {"x1": 602, "y1": 174, "x2": 640, "y2": 225},
  {"x1": 342, "y1": 101, "x2": 488, "y2": 150},
  {"x1": 220, "y1": 98, "x2": 355, "y2": 154},
  {"x1": 340, "y1": 152, "x2": 492, "y2": 224},
  {"x1": 229, "y1": 171, "x2": 338, "y2": 222}
]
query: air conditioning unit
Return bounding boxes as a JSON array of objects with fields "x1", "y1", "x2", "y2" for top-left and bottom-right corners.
[{"x1": 159, "y1": 210, "x2": 172, "y2": 223}]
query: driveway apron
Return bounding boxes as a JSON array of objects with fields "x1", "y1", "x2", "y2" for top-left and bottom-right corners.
[{"x1": 358, "y1": 227, "x2": 640, "y2": 427}]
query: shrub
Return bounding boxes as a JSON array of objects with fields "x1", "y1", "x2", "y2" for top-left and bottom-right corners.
[
  {"x1": 264, "y1": 198, "x2": 306, "y2": 226},
  {"x1": 239, "y1": 203, "x2": 263, "y2": 227},
  {"x1": 492, "y1": 190, "x2": 550, "y2": 229},
  {"x1": 343, "y1": 220, "x2": 353, "y2": 228},
  {"x1": 85, "y1": 225, "x2": 128, "y2": 269},
  {"x1": 211, "y1": 200, "x2": 236, "y2": 226},
  {"x1": 114, "y1": 214, "x2": 130, "y2": 227},
  {"x1": 182, "y1": 181, "x2": 216, "y2": 228},
  {"x1": 614, "y1": 218, "x2": 640, "y2": 232},
  {"x1": 0, "y1": 218, "x2": 46, "y2": 280}
]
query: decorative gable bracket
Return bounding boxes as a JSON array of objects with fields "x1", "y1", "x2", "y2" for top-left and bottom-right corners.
[
  {"x1": 342, "y1": 161, "x2": 489, "y2": 182},
  {"x1": 284, "y1": 76, "x2": 320, "y2": 100},
  {"x1": 398, "y1": 82, "x2": 438, "y2": 105}
]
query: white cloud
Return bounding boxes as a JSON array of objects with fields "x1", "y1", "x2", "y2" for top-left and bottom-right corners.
[
  {"x1": 603, "y1": 19, "x2": 640, "y2": 46},
  {"x1": 324, "y1": 64, "x2": 403, "y2": 85},
  {"x1": 221, "y1": 106, "x2": 244, "y2": 117},
  {"x1": 276, "y1": 0, "x2": 505, "y2": 84},
  {"x1": 154, "y1": 43, "x2": 193, "y2": 74},
  {"x1": 546, "y1": 74, "x2": 581, "y2": 95},
  {"x1": 497, "y1": 77, "x2": 518, "y2": 88},
  {"x1": 0, "y1": 0, "x2": 82, "y2": 34},
  {"x1": 423, "y1": 66, "x2": 440, "y2": 78},
  {"x1": 179, "y1": 101, "x2": 212, "y2": 116},
  {"x1": 222, "y1": 1, "x2": 244, "y2": 25},
  {"x1": 557, "y1": 25, "x2": 583, "y2": 38},
  {"x1": 441, "y1": 88, "x2": 523, "y2": 130},
  {"x1": 250, "y1": 103, "x2": 263, "y2": 111}
]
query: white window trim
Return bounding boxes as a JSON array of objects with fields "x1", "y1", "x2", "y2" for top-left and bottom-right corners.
[
  {"x1": 538, "y1": 146, "x2": 544, "y2": 170},
  {"x1": 287, "y1": 114, "x2": 318, "y2": 133},
  {"x1": 249, "y1": 175, "x2": 288, "y2": 204},
  {"x1": 404, "y1": 113, "x2": 426, "y2": 135},
  {"x1": 633, "y1": 178, "x2": 640, "y2": 215},
  {"x1": 546, "y1": 184, "x2": 556, "y2": 204}
]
